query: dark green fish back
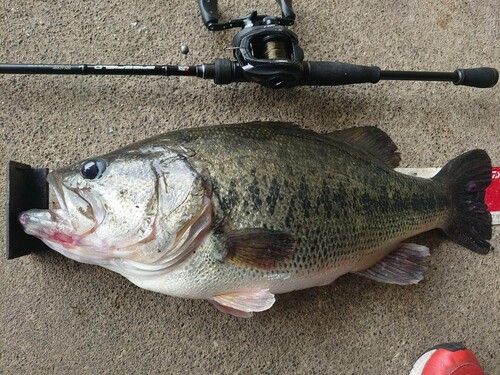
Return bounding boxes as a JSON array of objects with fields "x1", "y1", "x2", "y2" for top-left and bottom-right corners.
[{"x1": 141, "y1": 123, "x2": 451, "y2": 274}]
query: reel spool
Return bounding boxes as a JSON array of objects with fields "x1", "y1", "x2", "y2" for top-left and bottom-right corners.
[{"x1": 232, "y1": 21, "x2": 304, "y2": 88}]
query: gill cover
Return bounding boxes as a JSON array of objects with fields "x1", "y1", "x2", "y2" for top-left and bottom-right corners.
[{"x1": 20, "y1": 146, "x2": 213, "y2": 275}]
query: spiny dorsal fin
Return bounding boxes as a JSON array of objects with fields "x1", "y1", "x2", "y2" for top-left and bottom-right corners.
[
  {"x1": 328, "y1": 126, "x2": 401, "y2": 168},
  {"x1": 215, "y1": 228, "x2": 295, "y2": 270}
]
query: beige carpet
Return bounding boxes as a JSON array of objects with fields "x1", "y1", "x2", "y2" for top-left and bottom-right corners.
[{"x1": 1, "y1": 1, "x2": 498, "y2": 374}]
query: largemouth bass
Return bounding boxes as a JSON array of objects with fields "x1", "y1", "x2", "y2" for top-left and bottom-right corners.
[{"x1": 20, "y1": 122, "x2": 493, "y2": 317}]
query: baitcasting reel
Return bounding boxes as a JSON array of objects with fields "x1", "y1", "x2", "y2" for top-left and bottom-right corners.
[
  {"x1": 199, "y1": 0, "x2": 303, "y2": 88},
  {"x1": 0, "y1": 0, "x2": 498, "y2": 89}
]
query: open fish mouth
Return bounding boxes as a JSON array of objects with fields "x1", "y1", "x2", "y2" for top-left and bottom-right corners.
[
  {"x1": 18, "y1": 172, "x2": 119, "y2": 266},
  {"x1": 19, "y1": 172, "x2": 99, "y2": 248}
]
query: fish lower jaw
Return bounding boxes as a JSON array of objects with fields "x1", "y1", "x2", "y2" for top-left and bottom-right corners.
[{"x1": 22, "y1": 225, "x2": 79, "y2": 250}]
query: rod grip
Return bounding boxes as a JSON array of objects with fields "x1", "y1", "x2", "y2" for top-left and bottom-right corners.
[
  {"x1": 454, "y1": 67, "x2": 498, "y2": 88},
  {"x1": 304, "y1": 61, "x2": 381, "y2": 86}
]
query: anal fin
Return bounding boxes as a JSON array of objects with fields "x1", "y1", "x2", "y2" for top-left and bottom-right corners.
[
  {"x1": 210, "y1": 289, "x2": 275, "y2": 318},
  {"x1": 354, "y1": 243, "x2": 430, "y2": 285}
]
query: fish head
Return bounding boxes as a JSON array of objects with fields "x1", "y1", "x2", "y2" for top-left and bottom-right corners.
[{"x1": 19, "y1": 147, "x2": 211, "y2": 272}]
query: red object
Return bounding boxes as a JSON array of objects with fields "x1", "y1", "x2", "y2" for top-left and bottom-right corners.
[
  {"x1": 422, "y1": 348, "x2": 484, "y2": 375},
  {"x1": 485, "y1": 167, "x2": 500, "y2": 212},
  {"x1": 410, "y1": 343, "x2": 484, "y2": 375}
]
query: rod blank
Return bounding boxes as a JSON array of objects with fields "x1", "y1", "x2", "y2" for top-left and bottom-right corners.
[{"x1": 0, "y1": 63, "x2": 198, "y2": 76}]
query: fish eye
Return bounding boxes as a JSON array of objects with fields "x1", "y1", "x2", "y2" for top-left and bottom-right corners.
[{"x1": 81, "y1": 159, "x2": 106, "y2": 180}]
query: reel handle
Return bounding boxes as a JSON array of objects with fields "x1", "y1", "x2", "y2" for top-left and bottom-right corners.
[
  {"x1": 276, "y1": 0, "x2": 295, "y2": 21},
  {"x1": 198, "y1": 0, "x2": 219, "y2": 29},
  {"x1": 198, "y1": 0, "x2": 295, "y2": 30}
]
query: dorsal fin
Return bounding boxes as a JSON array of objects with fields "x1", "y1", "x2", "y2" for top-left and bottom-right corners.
[{"x1": 327, "y1": 126, "x2": 401, "y2": 168}]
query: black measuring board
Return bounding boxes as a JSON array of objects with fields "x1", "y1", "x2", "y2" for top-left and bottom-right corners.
[{"x1": 6, "y1": 161, "x2": 51, "y2": 259}]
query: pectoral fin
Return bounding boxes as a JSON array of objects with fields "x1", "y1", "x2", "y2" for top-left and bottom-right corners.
[
  {"x1": 216, "y1": 228, "x2": 295, "y2": 270},
  {"x1": 354, "y1": 243, "x2": 430, "y2": 285},
  {"x1": 210, "y1": 289, "x2": 276, "y2": 318}
]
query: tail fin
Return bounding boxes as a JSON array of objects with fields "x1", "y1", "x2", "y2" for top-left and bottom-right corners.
[{"x1": 433, "y1": 150, "x2": 493, "y2": 254}]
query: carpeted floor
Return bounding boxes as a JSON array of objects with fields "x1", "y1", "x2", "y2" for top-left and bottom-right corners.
[{"x1": 1, "y1": 1, "x2": 498, "y2": 374}]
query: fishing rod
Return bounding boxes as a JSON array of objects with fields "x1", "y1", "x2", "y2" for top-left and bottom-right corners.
[{"x1": 0, "y1": 0, "x2": 498, "y2": 89}]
